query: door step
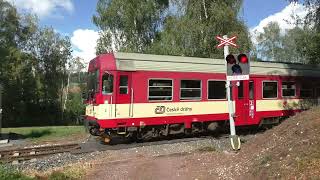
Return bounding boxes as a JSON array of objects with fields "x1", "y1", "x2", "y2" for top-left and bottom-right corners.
[{"x1": 117, "y1": 127, "x2": 126, "y2": 135}]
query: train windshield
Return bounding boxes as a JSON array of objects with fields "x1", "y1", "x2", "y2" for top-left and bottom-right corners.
[{"x1": 88, "y1": 70, "x2": 99, "y2": 93}]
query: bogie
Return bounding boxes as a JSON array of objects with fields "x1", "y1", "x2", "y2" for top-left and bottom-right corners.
[{"x1": 96, "y1": 121, "x2": 226, "y2": 144}]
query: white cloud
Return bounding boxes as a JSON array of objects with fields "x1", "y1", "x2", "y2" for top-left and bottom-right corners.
[
  {"x1": 6, "y1": 0, "x2": 74, "y2": 18},
  {"x1": 250, "y1": 3, "x2": 309, "y2": 44},
  {"x1": 71, "y1": 29, "x2": 99, "y2": 65}
]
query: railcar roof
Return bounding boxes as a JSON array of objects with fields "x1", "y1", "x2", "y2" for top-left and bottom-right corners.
[{"x1": 105, "y1": 52, "x2": 320, "y2": 77}]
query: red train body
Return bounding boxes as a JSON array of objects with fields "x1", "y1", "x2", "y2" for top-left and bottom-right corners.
[{"x1": 84, "y1": 53, "x2": 320, "y2": 142}]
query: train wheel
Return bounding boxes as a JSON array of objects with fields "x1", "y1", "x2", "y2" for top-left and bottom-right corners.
[
  {"x1": 89, "y1": 126, "x2": 100, "y2": 136},
  {"x1": 135, "y1": 132, "x2": 144, "y2": 143},
  {"x1": 184, "y1": 128, "x2": 192, "y2": 137},
  {"x1": 128, "y1": 132, "x2": 138, "y2": 142}
]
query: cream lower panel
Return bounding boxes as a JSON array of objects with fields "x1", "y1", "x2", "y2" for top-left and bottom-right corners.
[
  {"x1": 115, "y1": 101, "x2": 230, "y2": 119},
  {"x1": 94, "y1": 101, "x2": 231, "y2": 119},
  {"x1": 95, "y1": 104, "x2": 115, "y2": 119},
  {"x1": 85, "y1": 104, "x2": 94, "y2": 117},
  {"x1": 256, "y1": 99, "x2": 315, "y2": 112}
]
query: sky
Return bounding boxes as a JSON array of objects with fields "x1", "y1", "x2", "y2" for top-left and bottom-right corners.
[
  {"x1": 243, "y1": 0, "x2": 289, "y2": 28},
  {"x1": 5, "y1": 0, "x2": 309, "y2": 64}
]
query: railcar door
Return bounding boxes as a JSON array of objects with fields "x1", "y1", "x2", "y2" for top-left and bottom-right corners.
[
  {"x1": 100, "y1": 71, "x2": 116, "y2": 119},
  {"x1": 235, "y1": 80, "x2": 255, "y2": 125},
  {"x1": 116, "y1": 72, "x2": 132, "y2": 118}
]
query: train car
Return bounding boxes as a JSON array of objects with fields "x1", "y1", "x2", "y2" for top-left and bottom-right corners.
[{"x1": 84, "y1": 53, "x2": 320, "y2": 143}]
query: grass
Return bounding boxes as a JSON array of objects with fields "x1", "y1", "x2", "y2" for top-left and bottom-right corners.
[
  {"x1": 0, "y1": 164, "x2": 88, "y2": 180},
  {"x1": 0, "y1": 165, "x2": 34, "y2": 180},
  {"x1": 1, "y1": 126, "x2": 87, "y2": 143},
  {"x1": 0, "y1": 127, "x2": 90, "y2": 179},
  {"x1": 46, "y1": 171, "x2": 80, "y2": 180},
  {"x1": 46, "y1": 165, "x2": 88, "y2": 180},
  {"x1": 25, "y1": 161, "x2": 93, "y2": 180}
]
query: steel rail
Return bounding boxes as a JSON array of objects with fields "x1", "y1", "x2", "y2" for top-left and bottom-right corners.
[{"x1": 0, "y1": 143, "x2": 80, "y2": 163}]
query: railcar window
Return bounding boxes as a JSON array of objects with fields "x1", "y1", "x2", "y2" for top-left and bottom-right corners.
[
  {"x1": 263, "y1": 82, "x2": 278, "y2": 99},
  {"x1": 208, "y1": 81, "x2": 226, "y2": 99},
  {"x1": 102, "y1": 73, "x2": 113, "y2": 94},
  {"x1": 180, "y1": 80, "x2": 201, "y2": 100},
  {"x1": 300, "y1": 82, "x2": 313, "y2": 98},
  {"x1": 249, "y1": 81, "x2": 254, "y2": 100},
  {"x1": 119, "y1": 75, "x2": 128, "y2": 94},
  {"x1": 282, "y1": 82, "x2": 296, "y2": 97},
  {"x1": 148, "y1": 79, "x2": 173, "y2": 101},
  {"x1": 238, "y1": 81, "x2": 244, "y2": 99}
]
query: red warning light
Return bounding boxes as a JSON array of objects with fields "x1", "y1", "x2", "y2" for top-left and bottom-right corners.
[
  {"x1": 226, "y1": 54, "x2": 236, "y2": 64},
  {"x1": 238, "y1": 54, "x2": 248, "y2": 64}
]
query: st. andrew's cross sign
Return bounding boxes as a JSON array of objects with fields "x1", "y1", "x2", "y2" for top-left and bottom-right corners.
[{"x1": 216, "y1": 35, "x2": 238, "y2": 48}]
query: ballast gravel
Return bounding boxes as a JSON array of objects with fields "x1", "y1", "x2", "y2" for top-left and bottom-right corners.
[{"x1": 9, "y1": 135, "x2": 249, "y2": 172}]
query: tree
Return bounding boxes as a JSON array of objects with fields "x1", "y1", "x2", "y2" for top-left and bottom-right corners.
[
  {"x1": 149, "y1": 0, "x2": 251, "y2": 58},
  {"x1": 0, "y1": 0, "x2": 75, "y2": 126},
  {"x1": 30, "y1": 27, "x2": 72, "y2": 124},
  {"x1": 63, "y1": 57, "x2": 85, "y2": 112},
  {"x1": 254, "y1": 19, "x2": 319, "y2": 64},
  {"x1": 93, "y1": 0, "x2": 169, "y2": 54},
  {"x1": 288, "y1": 0, "x2": 320, "y2": 64},
  {"x1": 289, "y1": 0, "x2": 320, "y2": 30},
  {"x1": 282, "y1": 27, "x2": 309, "y2": 63},
  {"x1": 0, "y1": 0, "x2": 39, "y2": 126},
  {"x1": 73, "y1": 57, "x2": 86, "y2": 83},
  {"x1": 256, "y1": 22, "x2": 284, "y2": 62},
  {"x1": 93, "y1": 0, "x2": 251, "y2": 59},
  {"x1": 300, "y1": 29, "x2": 320, "y2": 64}
]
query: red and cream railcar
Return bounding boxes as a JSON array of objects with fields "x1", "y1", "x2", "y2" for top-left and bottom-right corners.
[{"x1": 84, "y1": 53, "x2": 320, "y2": 142}]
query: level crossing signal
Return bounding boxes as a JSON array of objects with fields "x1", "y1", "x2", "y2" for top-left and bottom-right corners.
[{"x1": 226, "y1": 53, "x2": 250, "y2": 81}]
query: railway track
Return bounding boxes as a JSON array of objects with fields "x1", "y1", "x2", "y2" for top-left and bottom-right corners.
[
  {"x1": 0, "y1": 143, "x2": 80, "y2": 163},
  {"x1": 0, "y1": 136, "x2": 224, "y2": 163},
  {"x1": 78, "y1": 133, "x2": 234, "y2": 154},
  {"x1": 0, "y1": 128, "x2": 264, "y2": 164}
]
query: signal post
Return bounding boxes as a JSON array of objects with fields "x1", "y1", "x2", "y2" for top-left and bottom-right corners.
[{"x1": 216, "y1": 35, "x2": 250, "y2": 150}]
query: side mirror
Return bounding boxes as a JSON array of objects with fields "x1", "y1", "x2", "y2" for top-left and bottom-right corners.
[{"x1": 90, "y1": 91, "x2": 95, "y2": 99}]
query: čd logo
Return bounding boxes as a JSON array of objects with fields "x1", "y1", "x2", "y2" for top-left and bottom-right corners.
[{"x1": 155, "y1": 106, "x2": 165, "y2": 114}]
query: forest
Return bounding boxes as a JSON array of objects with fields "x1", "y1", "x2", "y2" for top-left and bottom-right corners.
[{"x1": 0, "y1": 0, "x2": 319, "y2": 127}]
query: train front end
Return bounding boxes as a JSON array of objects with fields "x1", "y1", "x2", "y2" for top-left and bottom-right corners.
[{"x1": 84, "y1": 54, "x2": 118, "y2": 143}]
